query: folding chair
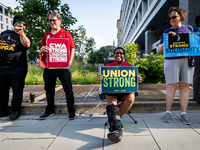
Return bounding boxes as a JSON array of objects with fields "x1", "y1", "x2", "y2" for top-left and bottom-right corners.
[{"x1": 89, "y1": 57, "x2": 138, "y2": 123}]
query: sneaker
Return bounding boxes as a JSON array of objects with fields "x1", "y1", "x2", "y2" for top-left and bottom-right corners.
[
  {"x1": 107, "y1": 129, "x2": 123, "y2": 143},
  {"x1": 69, "y1": 113, "x2": 75, "y2": 120},
  {"x1": 40, "y1": 113, "x2": 55, "y2": 120},
  {"x1": 163, "y1": 112, "x2": 171, "y2": 123},
  {"x1": 193, "y1": 97, "x2": 200, "y2": 104},
  {"x1": 10, "y1": 111, "x2": 21, "y2": 120},
  {"x1": 180, "y1": 114, "x2": 191, "y2": 125}
]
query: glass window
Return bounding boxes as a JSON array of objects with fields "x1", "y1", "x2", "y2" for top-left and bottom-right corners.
[
  {"x1": 5, "y1": 10, "x2": 8, "y2": 16},
  {"x1": 0, "y1": 7, "x2": 2, "y2": 14},
  {"x1": 1, "y1": 23, "x2": 3, "y2": 29},
  {"x1": 6, "y1": 18, "x2": 8, "y2": 23},
  {"x1": 6, "y1": 26, "x2": 8, "y2": 30},
  {"x1": 0, "y1": 15, "x2": 2, "y2": 21}
]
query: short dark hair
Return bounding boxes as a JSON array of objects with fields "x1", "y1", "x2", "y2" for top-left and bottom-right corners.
[
  {"x1": 168, "y1": 7, "x2": 187, "y2": 22},
  {"x1": 13, "y1": 15, "x2": 28, "y2": 26},
  {"x1": 113, "y1": 47, "x2": 125, "y2": 55},
  {"x1": 195, "y1": 15, "x2": 200, "y2": 25}
]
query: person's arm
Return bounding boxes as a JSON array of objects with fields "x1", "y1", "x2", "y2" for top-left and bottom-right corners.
[
  {"x1": 40, "y1": 35, "x2": 49, "y2": 53},
  {"x1": 137, "y1": 75, "x2": 142, "y2": 83},
  {"x1": 19, "y1": 33, "x2": 31, "y2": 48},
  {"x1": 14, "y1": 26, "x2": 31, "y2": 48},
  {"x1": 158, "y1": 43, "x2": 164, "y2": 53},
  {"x1": 40, "y1": 45, "x2": 49, "y2": 52},
  {"x1": 98, "y1": 74, "x2": 103, "y2": 84}
]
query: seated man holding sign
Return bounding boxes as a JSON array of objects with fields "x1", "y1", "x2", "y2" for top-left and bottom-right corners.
[{"x1": 98, "y1": 47, "x2": 142, "y2": 143}]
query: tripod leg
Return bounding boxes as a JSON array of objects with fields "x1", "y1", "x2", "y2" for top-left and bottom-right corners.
[
  {"x1": 126, "y1": 111, "x2": 137, "y2": 124},
  {"x1": 89, "y1": 100, "x2": 103, "y2": 117}
]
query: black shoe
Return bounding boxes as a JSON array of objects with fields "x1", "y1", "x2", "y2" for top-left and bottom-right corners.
[
  {"x1": 0, "y1": 111, "x2": 8, "y2": 117},
  {"x1": 10, "y1": 111, "x2": 21, "y2": 120},
  {"x1": 69, "y1": 113, "x2": 75, "y2": 120},
  {"x1": 107, "y1": 129, "x2": 123, "y2": 143},
  {"x1": 193, "y1": 97, "x2": 200, "y2": 104},
  {"x1": 40, "y1": 113, "x2": 55, "y2": 120}
]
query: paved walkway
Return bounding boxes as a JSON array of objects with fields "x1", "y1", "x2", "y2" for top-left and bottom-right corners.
[
  {"x1": 6, "y1": 83, "x2": 198, "y2": 115},
  {"x1": 2, "y1": 84, "x2": 200, "y2": 149},
  {"x1": 0, "y1": 110, "x2": 200, "y2": 150},
  {"x1": 9, "y1": 84, "x2": 194, "y2": 103}
]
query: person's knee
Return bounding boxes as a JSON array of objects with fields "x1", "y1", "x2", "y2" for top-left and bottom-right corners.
[
  {"x1": 106, "y1": 95, "x2": 118, "y2": 105},
  {"x1": 125, "y1": 93, "x2": 135, "y2": 104},
  {"x1": 179, "y1": 82, "x2": 190, "y2": 93},
  {"x1": 166, "y1": 84, "x2": 177, "y2": 92}
]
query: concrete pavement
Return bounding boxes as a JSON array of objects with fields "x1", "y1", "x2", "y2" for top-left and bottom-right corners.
[
  {"x1": 0, "y1": 110, "x2": 200, "y2": 150},
  {"x1": 1, "y1": 84, "x2": 200, "y2": 149}
]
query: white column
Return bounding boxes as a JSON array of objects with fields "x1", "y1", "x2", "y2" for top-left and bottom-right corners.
[{"x1": 145, "y1": 30, "x2": 157, "y2": 54}]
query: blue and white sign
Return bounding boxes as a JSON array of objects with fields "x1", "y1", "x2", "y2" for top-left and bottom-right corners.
[{"x1": 164, "y1": 33, "x2": 200, "y2": 57}]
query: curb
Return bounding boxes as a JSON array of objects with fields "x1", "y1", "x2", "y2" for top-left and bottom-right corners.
[{"x1": 9, "y1": 101, "x2": 200, "y2": 115}]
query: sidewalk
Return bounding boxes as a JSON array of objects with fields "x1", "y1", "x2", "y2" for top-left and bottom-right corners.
[
  {"x1": 1, "y1": 84, "x2": 200, "y2": 149},
  {"x1": 0, "y1": 110, "x2": 200, "y2": 150}
]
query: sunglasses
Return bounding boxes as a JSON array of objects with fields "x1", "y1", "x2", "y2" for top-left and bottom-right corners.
[
  {"x1": 48, "y1": 19, "x2": 58, "y2": 23},
  {"x1": 16, "y1": 20, "x2": 26, "y2": 26},
  {"x1": 114, "y1": 52, "x2": 124, "y2": 55},
  {"x1": 167, "y1": 16, "x2": 179, "y2": 21}
]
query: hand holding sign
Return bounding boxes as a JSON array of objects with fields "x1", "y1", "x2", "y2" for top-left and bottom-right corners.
[{"x1": 40, "y1": 45, "x2": 49, "y2": 53}]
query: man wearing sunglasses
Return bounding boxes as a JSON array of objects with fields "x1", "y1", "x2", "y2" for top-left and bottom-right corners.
[
  {"x1": 39, "y1": 11, "x2": 75, "y2": 120},
  {"x1": 0, "y1": 15, "x2": 32, "y2": 120}
]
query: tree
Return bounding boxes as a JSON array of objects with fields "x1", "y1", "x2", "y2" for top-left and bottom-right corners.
[
  {"x1": 88, "y1": 45, "x2": 116, "y2": 64},
  {"x1": 73, "y1": 25, "x2": 96, "y2": 59},
  {"x1": 9, "y1": 0, "x2": 77, "y2": 60},
  {"x1": 99, "y1": 45, "x2": 116, "y2": 56}
]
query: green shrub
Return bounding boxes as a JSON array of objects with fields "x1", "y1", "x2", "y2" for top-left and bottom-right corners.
[
  {"x1": 25, "y1": 65, "x2": 44, "y2": 85},
  {"x1": 25, "y1": 61, "x2": 99, "y2": 85},
  {"x1": 124, "y1": 43, "x2": 165, "y2": 83},
  {"x1": 71, "y1": 70, "x2": 99, "y2": 84}
]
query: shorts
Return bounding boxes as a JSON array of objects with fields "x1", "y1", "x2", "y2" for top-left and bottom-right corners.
[
  {"x1": 106, "y1": 93, "x2": 132, "y2": 101},
  {"x1": 164, "y1": 58, "x2": 194, "y2": 85}
]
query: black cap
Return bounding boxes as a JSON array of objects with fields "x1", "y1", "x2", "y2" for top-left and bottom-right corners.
[{"x1": 13, "y1": 15, "x2": 28, "y2": 26}]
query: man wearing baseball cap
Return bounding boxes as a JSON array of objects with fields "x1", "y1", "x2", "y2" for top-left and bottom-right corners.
[{"x1": 0, "y1": 15, "x2": 32, "y2": 120}]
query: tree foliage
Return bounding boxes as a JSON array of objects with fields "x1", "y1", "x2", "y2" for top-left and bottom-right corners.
[
  {"x1": 88, "y1": 45, "x2": 116, "y2": 64},
  {"x1": 99, "y1": 45, "x2": 116, "y2": 56},
  {"x1": 124, "y1": 42, "x2": 165, "y2": 83},
  {"x1": 9, "y1": 0, "x2": 77, "y2": 60},
  {"x1": 73, "y1": 25, "x2": 95, "y2": 59}
]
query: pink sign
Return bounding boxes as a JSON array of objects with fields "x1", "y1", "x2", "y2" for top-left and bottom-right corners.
[{"x1": 46, "y1": 38, "x2": 70, "y2": 68}]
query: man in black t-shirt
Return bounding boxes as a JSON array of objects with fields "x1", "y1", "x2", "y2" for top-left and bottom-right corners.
[{"x1": 0, "y1": 15, "x2": 32, "y2": 120}]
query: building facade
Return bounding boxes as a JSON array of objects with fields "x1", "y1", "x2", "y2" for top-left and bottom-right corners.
[
  {"x1": 0, "y1": 3, "x2": 13, "y2": 33},
  {"x1": 117, "y1": 0, "x2": 200, "y2": 55}
]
